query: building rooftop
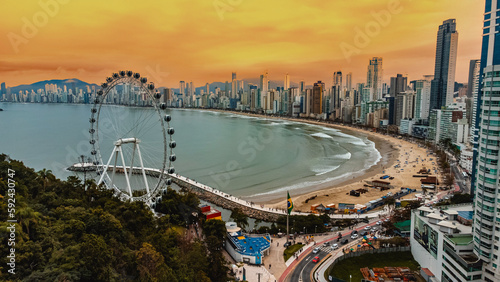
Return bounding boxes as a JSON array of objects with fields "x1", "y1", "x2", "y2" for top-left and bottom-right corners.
[
  {"x1": 446, "y1": 234, "x2": 473, "y2": 245},
  {"x1": 416, "y1": 204, "x2": 473, "y2": 234},
  {"x1": 231, "y1": 232, "x2": 271, "y2": 257}
]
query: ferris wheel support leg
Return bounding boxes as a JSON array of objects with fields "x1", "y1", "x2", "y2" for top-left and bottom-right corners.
[
  {"x1": 111, "y1": 149, "x2": 120, "y2": 190},
  {"x1": 136, "y1": 144, "x2": 151, "y2": 198},
  {"x1": 129, "y1": 143, "x2": 137, "y2": 178},
  {"x1": 119, "y1": 148, "x2": 133, "y2": 198},
  {"x1": 99, "y1": 146, "x2": 118, "y2": 185}
]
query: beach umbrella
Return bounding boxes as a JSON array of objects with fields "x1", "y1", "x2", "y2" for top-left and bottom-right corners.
[
  {"x1": 368, "y1": 242, "x2": 372, "y2": 245},
  {"x1": 373, "y1": 236, "x2": 377, "y2": 239},
  {"x1": 369, "y1": 238, "x2": 373, "y2": 241},
  {"x1": 363, "y1": 243, "x2": 368, "y2": 246},
  {"x1": 357, "y1": 245, "x2": 361, "y2": 247},
  {"x1": 350, "y1": 248, "x2": 354, "y2": 251},
  {"x1": 362, "y1": 239, "x2": 366, "y2": 242}
]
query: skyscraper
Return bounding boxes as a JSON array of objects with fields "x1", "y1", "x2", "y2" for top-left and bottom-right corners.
[
  {"x1": 390, "y1": 74, "x2": 408, "y2": 125},
  {"x1": 284, "y1": 73, "x2": 290, "y2": 90},
  {"x1": 179, "y1": 81, "x2": 186, "y2": 104},
  {"x1": 366, "y1": 57, "x2": 383, "y2": 101},
  {"x1": 429, "y1": 19, "x2": 459, "y2": 115},
  {"x1": 469, "y1": 60, "x2": 481, "y2": 143},
  {"x1": 312, "y1": 81, "x2": 324, "y2": 114},
  {"x1": 473, "y1": 1, "x2": 500, "y2": 281},
  {"x1": 231, "y1": 72, "x2": 237, "y2": 99},
  {"x1": 468, "y1": 59, "x2": 481, "y2": 98},
  {"x1": 345, "y1": 72, "x2": 352, "y2": 91},
  {"x1": 332, "y1": 71, "x2": 343, "y2": 115}
]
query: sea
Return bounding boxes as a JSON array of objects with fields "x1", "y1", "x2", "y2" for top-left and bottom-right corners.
[{"x1": 0, "y1": 102, "x2": 381, "y2": 203}]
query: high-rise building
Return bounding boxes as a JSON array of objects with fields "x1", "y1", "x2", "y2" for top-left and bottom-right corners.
[
  {"x1": 366, "y1": 57, "x2": 383, "y2": 101},
  {"x1": 345, "y1": 72, "x2": 352, "y2": 91},
  {"x1": 415, "y1": 75, "x2": 433, "y2": 120},
  {"x1": 473, "y1": 1, "x2": 500, "y2": 280},
  {"x1": 180, "y1": 81, "x2": 185, "y2": 96},
  {"x1": 429, "y1": 19, "x2": 459, "y2": 115},
  {"x1": 205, "y1": 83, "x2": 210, "y2": 95},
  {"x1": 467, "y1": 60, "x2": 481, "y2": 98},
  {"x1": 390, "y1": 74, "x2": 408, "y2": 125},
  {"x1": 469, "y1": 60, "x2": 481, "y2": 144},
  {"x1": 312, "y1": 81, "x2": 324, "y2": 114},
  {"x1": 231, "y1": 72, "x2": 237, "y2": 99},
  {"x1": 189, "y1": 81, "x2": 194, "y2": 96},
  {"x1": 1, "y1": 82, "x2": 5, "y2": 96},
  {"x1": 284, "y1": 73, "x2": 290, "y2": 90},
  {"x1": 260, "y1": 71, "x2": 268, "y2": 96},
  {"x1": 299, "y1": 81, "x2": 305, "y2": 94},
  {"x1": 332, "y1": 71, "x2": 343, "y2": 115}
]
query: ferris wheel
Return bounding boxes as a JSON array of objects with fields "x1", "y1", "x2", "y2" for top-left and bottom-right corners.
[{"x1": 89, "y1": 70, "x2": 176, "y2": 206}]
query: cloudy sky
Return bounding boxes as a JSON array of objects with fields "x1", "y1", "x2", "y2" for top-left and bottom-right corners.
[{"x1": 0, "y1": 0, "x2": 484, "y2": 88}]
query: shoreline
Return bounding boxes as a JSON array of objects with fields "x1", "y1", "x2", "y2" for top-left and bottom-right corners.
[{"x1": 189, "y1": 109, "x2": 430, "y2": 211}]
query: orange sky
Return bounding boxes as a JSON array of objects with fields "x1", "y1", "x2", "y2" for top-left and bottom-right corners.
[{"x1": 0, "y1": 0, "x2": 484, "y2": 88}]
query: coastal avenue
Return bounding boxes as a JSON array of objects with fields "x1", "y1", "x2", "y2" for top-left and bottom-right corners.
[
  {"x1": 282, "y1": 220, "x2": 382, "y2": 282},
  {"x1": 71, "y1": 163, "x2": 389, "y2": 219}
]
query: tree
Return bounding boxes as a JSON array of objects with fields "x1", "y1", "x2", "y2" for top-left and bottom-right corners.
[
  {"x1": 230, "y1": 208, "x2": 249, "y2": 230},
  {"x1": 37, "y1": 168, "x2": 55, "y2": 192},
  {"x1": 80, "y1": 234, "x2": 114, "y2": 281},
  {"x1": 136, "y1": 242, "x2": 170, "y2": 282}
]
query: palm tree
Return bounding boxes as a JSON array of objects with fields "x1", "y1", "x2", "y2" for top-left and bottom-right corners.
[
  {"x1": 37, "y1": 169, "x2": 55, "y2": 192},
  {"x1": 16, "y1": 206, "x2": 42, "y2": 239}
]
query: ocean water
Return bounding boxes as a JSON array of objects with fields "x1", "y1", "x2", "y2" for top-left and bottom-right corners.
[{"x1": 0, "y1": 103, "x2": 381, "y2": 202}]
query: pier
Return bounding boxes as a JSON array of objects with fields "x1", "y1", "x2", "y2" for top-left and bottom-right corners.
[{"x1": 69, "y1": 164, "x2": 388, "y2": 221}]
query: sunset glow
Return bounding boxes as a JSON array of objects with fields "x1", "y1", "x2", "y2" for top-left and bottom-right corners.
[{"x1": 0, "y1": 0, "x2": 484, "y2": 86}]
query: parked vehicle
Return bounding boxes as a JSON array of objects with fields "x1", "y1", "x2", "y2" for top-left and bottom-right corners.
[{"x1": 341, "y1": 239, "x2": 348, "y2": 245}]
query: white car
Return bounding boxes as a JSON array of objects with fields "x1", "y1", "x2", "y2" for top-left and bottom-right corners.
[
  {"x1": 330, "y1": 243, "x2": 339, "y2": 250},
  {"x1": 312, "y1": 247, "x2": 320, "y2": 254},
  {"x1": 364, "y1": 226, "x2": 371, "y2": 231},
  {"x1": 376, "y1": 221, "x2": 382, "y2": 225},
  {"x1": 351, "y1": 234, "x2": 358, "y2": 239},
  {"x1": 371, "y1": 227, "x2": 377, "y2": 232}
]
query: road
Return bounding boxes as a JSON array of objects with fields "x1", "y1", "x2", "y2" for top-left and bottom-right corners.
[
  {"x1": 283, "y1": 221, "x2": 381, "y2": 282},
  {"x1": 451, "y1": 163, "x2": 469, "y2": 194}
]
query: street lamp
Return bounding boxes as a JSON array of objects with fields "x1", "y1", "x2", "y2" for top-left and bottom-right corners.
[
  {"x1": 350, "y1": 274, "x2": 352, "y2": 282},
  {"x1": 315, "y1": 225, "x2": 317, "y2": 234}
]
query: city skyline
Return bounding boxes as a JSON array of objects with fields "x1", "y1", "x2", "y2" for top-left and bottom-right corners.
[{"x1": 0, "y1": 0, "x2": 483, "y2": 87}]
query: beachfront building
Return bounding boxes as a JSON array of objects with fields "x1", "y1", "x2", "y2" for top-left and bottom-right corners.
[
  {"x1": 472, "y1": 1, "x2": 500, "y2": 280},
  {"x1": 224, "y1": 222, "x2": 271, "y2": 265},
  {"x1": 410, "y1": 204, "x2": 482, "y2": 281}
]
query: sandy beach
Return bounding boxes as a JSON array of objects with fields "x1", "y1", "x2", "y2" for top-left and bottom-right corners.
[{"x1": 206, "y1": 110, "x2": 443, "y2": 212}]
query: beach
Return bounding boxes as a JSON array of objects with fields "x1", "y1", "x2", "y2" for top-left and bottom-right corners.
[{"x1": 207, "y1": 110, "x2": 442, "y2": 211}]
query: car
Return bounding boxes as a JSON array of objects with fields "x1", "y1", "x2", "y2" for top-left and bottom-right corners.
[
  {"x1": 351, "y1": 230, "x2": 358, "y2": 235},
  {"x1": 377, "y1": 221, "x2": 382, "y2": 225},
  {"x1": 384, "y1": 218, "x2": 390, "y2": 222},
  {"x1": 351, "y1": 234, "x2": 358, "y2": 239},
  {"x1": 364, "y1": 226, "x2": 371, "y2": 230},
  {"x1": 330, "y1": 243, "x2": 339, "y2": 250},
  {"x1": 360, "y1": 231, "x2": 368, "y2": 236},
  {"x1": 341, "y1": 239, "x2": 348, "y2": 245},
  {"x1": 312, "y1": 256, "x2": 320, "y2": 263},
  {"x1": 283, "y1": 241, "x2": 291, "y2": 248},
  {"x1": 323, "y1": 242, "x2": 330, "y2": 247},
  {"x1": 312, "y1": 247, "x2": 320, "y2": 254},
  {"x1": 371, "y1": 227, "x2": 377, "y2": 232}
]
